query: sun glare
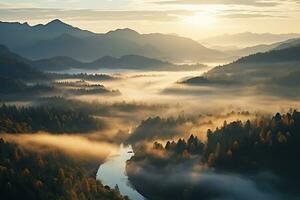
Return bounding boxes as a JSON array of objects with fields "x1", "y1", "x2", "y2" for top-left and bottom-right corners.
[{"x1": 182, "y1": 12, "x2": 217, "y2": 27}]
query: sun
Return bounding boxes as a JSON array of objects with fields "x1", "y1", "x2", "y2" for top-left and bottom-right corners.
[{"x1": 182, "y1": 12, "x2": 217, "y2": 27}]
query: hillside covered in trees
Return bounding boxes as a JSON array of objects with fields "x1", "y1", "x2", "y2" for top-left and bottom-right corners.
[
  {"x1": 0, "y1": 139, "x2": 129, "y2": 200},
  {"x1": 0, "y1": 45, "x2": 47, "y2": 81},
  {"x1": 235, "y1": 44, "x2": 300, "y2": 64},
  {"x1": 181, "y1": 44, "x2": 300, "y2": 97},
  {"x1": 126, "y1": 111, "x2": 300, "y2": 200},
  {"x1": 0, "y1": 105, "x2": 103, "y2": 133},
  {"x1": 0, "y1": 45, "x2": 120, "y2": 101}
]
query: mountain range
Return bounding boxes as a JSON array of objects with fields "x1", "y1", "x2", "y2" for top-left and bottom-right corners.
[
  {"x1": 212, "y1": 45, "x2": 300, "y2": 85},
  {"x1": 182, "y1": 42, "x2": 300, "y2": 87},
  {"x1": 0, "y1": 44, "x2": 205, "y2": 73},
  {"x1": 0, "y1": 45, "x2": 46, "y2": 80},
  {"x1": 201, "y1": 32, "x2": 300, "y2": 47},
  {"x1": 32, "y1": 54, "x2": 204, "y2": 71},
  {"x1": 217, "y1": 35, "x2": 300, "y2": 58},
  {"x1": 0, "y1": 19, "x2": 224, "y2": 62}
]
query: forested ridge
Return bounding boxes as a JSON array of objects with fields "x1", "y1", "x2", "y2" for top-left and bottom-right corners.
[
  {"x1": 130, "y1": 111, "x2": 300, "y2": 195},
  {"x1": 0, "y1": 139, "x2": 129, "y2": 200},
  {"x1": 236, "y1": 45, "x2": 300, "y2": 63},
  {"x1": 0, "y1": 104, "x2": 103, "y2": 133},
  {"x1": 0, "y1": 76, "x2": 54, "y2": 95}
]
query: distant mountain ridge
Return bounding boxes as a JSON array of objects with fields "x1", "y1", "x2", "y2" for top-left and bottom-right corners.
[
  {"x1": 207, "y1": 44, "x2": 300, "y2": 79},
  {"x1": 0, "y1": 20, "x2": 94, "y2": 50},
  {"x1": 32, "y1": 54, "x2": 206, "y2": 71},
  {"x1": 182, "y1": 44, "x2": 300, "y2": 87},
  {"x1": 0, "y1": 19, "x2": 224, "y2": 62},
  {"x1": 0, "y1": 45, "x2": 47, "y2": 80},
  {"x1": 225, "y1": 43, "x2": 279, "y2": 57},
  {"x1": 32, "y1": 56, "x2": 83, "y2": 71},
  {"x1": 235, "y1": 44, "x2": 300, "y2": 64},
  {"x1": 201, "y1": 32, "x2": 300, "y2": 47},
  {"x1": 272, "y1": 38, "x2": 300, "y2": 50},
  {"x1": 0, "y1": 44, "x2": 205, "y2": 72}
]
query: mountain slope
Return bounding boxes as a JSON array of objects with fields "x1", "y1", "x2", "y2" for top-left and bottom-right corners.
[
  {"x1": 271, "y1": 69, "x2": 300, "y2": 86},
  {"x1": 201, "y1": 32, "x2": 300, "y2": 47},
  {"x1": 129, "y1": 32, "x2": 222, "y2": 61},
  {"x1": 183, "y1": 45, "x2": 300, "y2": 86},
  {"x1": 0, "y1": 19, "x2": 94, "y2": 50},
  {"x1": 32, "y1": 54, "x2": 206, "y2": 71},
  {"x1": 226, "y1": 43, "x2": 279, "y2": 57},
  {"x1": 222, "y1": 36, "x2": 300, "y2": 58},
  {"x1": 32, "y1": 56, "x2": 84, "y2": 71},
  {"x1": 0, "y1": 45, "x2": 47, "y2": 80},
  {"x1": 90, "y1": 55, "x2": 172, "y2": 69},
  {"x1": 235, "y1": 45, "x2": 300, "y2": 64},
  {"x1": 0, "y1": 19, "x2": 224, "y2": 62},
  {"x1": 24, "y1": 33, "x2": 94, "y2": 61},
  {"x1": 208, "y1": 45, "x2": 300, "y2": 80},
  {"x1": 0, "y1": 76, "x2": 28, "y2": 94},
  {"x1": 272, "y1": 37, "x2": 300, "y2": 50}
]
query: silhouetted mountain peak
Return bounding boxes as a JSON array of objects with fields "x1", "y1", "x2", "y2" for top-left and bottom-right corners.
[
  {"x1": 22, "y1": 22, "x2": 30, "y2": 26},
  {"x1": 42, "y1": 19, "x2": 78, "y2": 32},
  {"x1": 0, "y1": 21, "x2": 27, "y2": 28},
  {"x1": 0, "y1": 20, "x2": 223, "y2": 62},
  {"x1": 46, "y1": 19, "x2": 67, "y2": 26},
  {"x1": 106, "y1": 28, "x2": 140, "y2": 38}
]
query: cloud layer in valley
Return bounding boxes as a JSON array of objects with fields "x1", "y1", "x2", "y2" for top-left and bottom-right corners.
[
  {"x1": 1, "y1": 133, "x2": 118, "y2": 162},
  {"x1": 126, "y1": 157, "x2": 285, "y2": 200}
]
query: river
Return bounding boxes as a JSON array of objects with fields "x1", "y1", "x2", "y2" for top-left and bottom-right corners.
[{"x1": 96, "y1": 144, "x2": 145, "y2": 200}]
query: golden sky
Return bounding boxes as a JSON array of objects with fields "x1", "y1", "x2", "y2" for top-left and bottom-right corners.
[{"x1": 1, "y1": 0, "x2": 300, "y2": 39}]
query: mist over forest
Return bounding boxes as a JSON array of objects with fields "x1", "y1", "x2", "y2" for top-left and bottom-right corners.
[{"x1": 1, "y1": 2, "x2": 300, "y2": 199}]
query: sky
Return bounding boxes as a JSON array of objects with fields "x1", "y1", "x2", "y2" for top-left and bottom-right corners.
[{"x1": 0, "y1": 0, "x2": 300, "y2": 39}]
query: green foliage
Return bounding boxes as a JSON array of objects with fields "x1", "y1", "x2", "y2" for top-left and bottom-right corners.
[
  {"x1": 0, "y1": 76, "x2": 27, "y2": 94},
  {"x1": 37, "y1": 97, "x2": 167, "y2": 117},
  {"x1": 0, "y1": 139, "x2": 130, "y2": 200},
  {"x1": 0, "y1": 104, "x2": 103, "y2": 133},
  {"x1": 49, "y1": 73, "x2": 116, "y2": 81},
  {"x1": 237, "y1": 45, "x2": 300, "y2": 63},
  {"x1": 141, "y1": 111, "x2": 300, "y2": 193},
  {"x1": 0, "y1": 45, "x2": 47, "y2": 80},
  {"x1": 0, "y1": 76, "x2": 54, "y2": 95},
  {"x1": 164, "y1": 135, "x2": 205, "y2": 155},
  {"x1": 203, "y1": 112, "x2": 299, "y2": 175}
]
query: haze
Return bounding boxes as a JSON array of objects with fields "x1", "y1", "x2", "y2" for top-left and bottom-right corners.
[
  {"x1": 1, "y1": 0, "x2": 300, "y2": 40},
  {"x1": 1, "y1": 1, "x2": 300, "y2": 200}
]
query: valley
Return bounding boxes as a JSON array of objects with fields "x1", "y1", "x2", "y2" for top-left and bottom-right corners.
[{"x1": 1, "y1": 16, "x2": 300, "y2": 200}]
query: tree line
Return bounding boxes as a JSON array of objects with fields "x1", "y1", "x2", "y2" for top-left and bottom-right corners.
[
  {"x1": 144, "y1": 111, "x2": 300, "y2": 194},
  {"x1": 0, "y1": 139, "x2": 129, "y2": 200},
  {"x1": 0, "y1": 104, "x2": 103, "y2": 133}
]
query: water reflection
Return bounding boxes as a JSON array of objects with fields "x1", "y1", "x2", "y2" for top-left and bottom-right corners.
[{"x1": 97, "y1": 144, "x2": 145, "y2": 200}]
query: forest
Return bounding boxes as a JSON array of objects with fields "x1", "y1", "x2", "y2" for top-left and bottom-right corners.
[
  {"x1": 127, "y1": 111, "x2": 300, "y2": 199},
  {"x1": 0, "y1": 104, "x2": 103, "y2": 133},
  {"x1": 1, "y1": 8, "x2": 300, "y2": 199},
  {"x1": 0, "y1": 139, "x2": 129, "y2": 200}
]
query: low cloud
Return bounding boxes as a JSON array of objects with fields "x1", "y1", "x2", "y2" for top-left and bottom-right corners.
[
  {"x1": 220, "y1": 13, "x2": 285, "y2": 18},
  {"x1": 127, "y1": 111, "x2": 255, "y2": 144},
  {"x1": 1, "y1": 133, "x2": 118, "y2": 162},
  {"x1": 126, "y1": 158, "x2": 285, "y2": 200},
  {"x1": 156, "y1": 0, "x2": 280, "y2": 7}
]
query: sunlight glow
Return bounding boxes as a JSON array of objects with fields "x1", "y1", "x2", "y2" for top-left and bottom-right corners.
[{"x1": 182, "y1": 12, "x2": 217, "y2": 27}]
